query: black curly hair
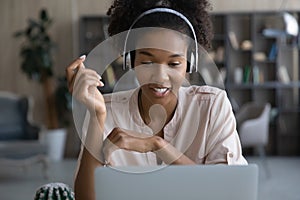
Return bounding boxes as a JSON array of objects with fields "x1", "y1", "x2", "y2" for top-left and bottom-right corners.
[{"x1": 107, "y1": 0, "x2": 213, "y2": 50}]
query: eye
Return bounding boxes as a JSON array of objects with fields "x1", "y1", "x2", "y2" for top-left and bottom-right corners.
[
  {"x1": 168, "y1": 62, "x2": 181, "y2": 67},
  {"x1": 141, "y1": 61, "x2": 154, "y2": 65}
]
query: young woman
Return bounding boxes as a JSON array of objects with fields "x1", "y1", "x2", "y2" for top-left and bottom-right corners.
[{"x1": 66, "y1": 0, "x2": 247, "y2": 199}]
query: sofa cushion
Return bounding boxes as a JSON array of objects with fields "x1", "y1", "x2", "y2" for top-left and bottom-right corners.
[{"x1": 0, "y1": 97, "x2": 28, "y2": 140}]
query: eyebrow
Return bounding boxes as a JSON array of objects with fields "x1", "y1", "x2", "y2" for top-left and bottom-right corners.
[{"x1": 138, "y1": 51, "x2": 185, "y2": 58}]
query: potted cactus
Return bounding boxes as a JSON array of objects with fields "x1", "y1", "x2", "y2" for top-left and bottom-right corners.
[{"x1": 34, "y1": 182, "x2": 75, "y2": 200}]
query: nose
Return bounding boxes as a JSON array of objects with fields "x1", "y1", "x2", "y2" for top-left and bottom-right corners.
[{"x1": 150, "y1": 64, "x2": 169, "y2": 84}]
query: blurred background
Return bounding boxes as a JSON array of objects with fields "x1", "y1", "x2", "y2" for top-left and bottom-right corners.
[{"x1": 0, "y1": 0, "x2": 300, "y2": 200}]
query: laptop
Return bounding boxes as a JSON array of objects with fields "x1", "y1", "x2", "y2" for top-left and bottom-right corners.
[{"x1": 95, "y1": 164, "x2": 258, "y2": 200}]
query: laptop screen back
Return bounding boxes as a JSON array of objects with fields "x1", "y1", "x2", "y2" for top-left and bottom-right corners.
[{"x1": 95, "y1": 164, "x2": 258, "y2": 200}]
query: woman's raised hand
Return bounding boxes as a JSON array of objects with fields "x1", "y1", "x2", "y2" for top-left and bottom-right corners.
[{"x1": 66, "y1": 55, "x2": 106, "y2": 116}]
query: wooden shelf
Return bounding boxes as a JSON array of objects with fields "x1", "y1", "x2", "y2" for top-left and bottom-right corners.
[
  {"x1": 256, "y1": 33, "x2": 278, "y2": 40},
  {"x1": 211, "y1": 11, "x2": 300, "y2": 155},
  {"x1": 228, "y1": 82, "x2": 300, "y2": 89},
  {"x1": 253, "y1": 60, "x2": 276, "y2": 64}
]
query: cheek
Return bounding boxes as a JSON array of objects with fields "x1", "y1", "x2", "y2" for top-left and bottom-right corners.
[
  {"x1": 174, "y1": 63, "x2": 188, "y2": 81},
  {"x1": 171, "y1": 64, "x2": 188, "y2": 88},
  {"x1": 171, "y1": 71, "x2": 186, "y2": 86},
  {"x1": 135, "y1": 67, "x2": 149, "y2": 85}
]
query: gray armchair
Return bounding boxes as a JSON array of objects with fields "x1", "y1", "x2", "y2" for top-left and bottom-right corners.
[
  {"x1": 235, "y1": 102, "x2": 271, "y2": 177},
  {"x1": 235, "y1": 102, "x2": 271, "y2": 152},
  {"x1": 0, "y1": 91, "x2": 48, "y2": 178}
]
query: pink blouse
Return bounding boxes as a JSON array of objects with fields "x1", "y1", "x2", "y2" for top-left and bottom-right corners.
[{"x1": 100, "y1": 85, "x2": 247, "y2": 166}]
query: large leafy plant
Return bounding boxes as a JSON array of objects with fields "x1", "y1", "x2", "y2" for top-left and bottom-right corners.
[
  {"x1": 14, "y1": 9, "x2": 54, "y2": 82},
  {"x1": 14, "y1": 9, "x2": 70, "y2": 129}
]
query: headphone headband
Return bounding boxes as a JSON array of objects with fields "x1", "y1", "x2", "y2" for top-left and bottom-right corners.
[{"x1": 123, "y1": 7, "x2": 198, "y2": 73}]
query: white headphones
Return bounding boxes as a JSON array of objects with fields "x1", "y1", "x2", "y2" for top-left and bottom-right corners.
[{"x1": 123, "y1": 7, "x2": 199, "y2": 73}]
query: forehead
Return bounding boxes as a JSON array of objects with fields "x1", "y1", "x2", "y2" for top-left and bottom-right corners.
[{"x1": 134, "y1": 29, "x2": 189, "y2": 53}]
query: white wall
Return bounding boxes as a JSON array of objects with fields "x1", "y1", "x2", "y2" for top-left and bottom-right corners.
[
  {"x1": 211, "y1": 0, "x2": 300, "y2": 12},
  {"x1": 0, "y1": 0, "x2": 111, "y2": 124}
]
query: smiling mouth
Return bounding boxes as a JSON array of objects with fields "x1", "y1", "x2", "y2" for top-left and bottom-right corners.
[
  {"x1": 153, "y1": 87, "x2": 169, "y2": 93},
  {"x1": 149, "y1": 86, "x2": 171, "y2": 97}
]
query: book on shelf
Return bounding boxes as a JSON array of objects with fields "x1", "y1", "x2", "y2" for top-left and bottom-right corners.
[
  {"x1": 252, "y1": 65, "x2": 260, "y2": 84},
  {"x1": 228, "y1": 31, "x2": 239, "y2": 50},
  {"x1": 243, "y1": 65, "x2": 251, "y2": 83},
  {"x1": 268, "y1": 43, "x2": 277, "y2": 61},
  {"x1": 277, "y1": 65, "x2": 290, "y2": 84},
  {"x1": 234, "y1": 67, "x2": 243, "y2": 84}
]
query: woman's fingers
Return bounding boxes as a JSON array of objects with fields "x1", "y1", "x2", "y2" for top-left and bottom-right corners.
[
  {"x1": 102, "y1": 128, "x2": 154, "y2": 164},
  {"x1": 75, "y1": 72, "x2": 103, "y2": 88},
  {"x1": 66, "y1": 55, "x2": 86, "y2": 93},
  {"x1": 68, "y1": 67, "x2": 103, "y2": 96},
  {"x1": 103, "y1": 140, "x2": 119, "y2": 164},
  {"x1": 66, "y1": 55, "x2": 85, "y2": 77},
  {"x1": 74, "y1": 79, "x2": 101, "y2": 95},
  {"x1": 106, "y1": 128, "x2": 123, "y2": 142},
  {"x1": 102, "y1": 128, "x2": 125, "y2": 163},
  {"x1": 71, "y1": 67, "x2": 106, "y2": 114},
  {"x1": 73, "y1": 78, "x2": 101, "y2": 107},
  {"x1": 65, "y1": 54, "x2": 104, "y2": 94},
  {"x1": 73, "y1": 73, "x2": 103, "y2": 99},
  {"x1": 66, "y1": 55, "x2": 86, "y2": 82},
  {"x1": 76, "y1": 67, "x2": 102, "y2": 82},
  {"x1": 66, "y1": 55, "x2": 102, "y2": 92}
]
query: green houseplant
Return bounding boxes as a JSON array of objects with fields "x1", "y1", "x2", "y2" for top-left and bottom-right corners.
[
  {"x1": 14, "y1": 8, "x2": 59, "y2": 129},
  {"x1": 14, "y1": 9, "x2": 70, "y2": 161}
]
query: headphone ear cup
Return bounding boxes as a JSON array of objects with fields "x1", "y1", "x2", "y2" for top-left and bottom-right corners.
[
  {"x1": 189, "y1": 52, "x2": 195, "y2": 73},
  {"x1": 123, "y1": 52, "x2": 135, "y2": 70},
  {"x1": 130, "y1": 51, "x2": 135, "y2": 69},
  {"x1": 125, "y1": 53, "x2": 132, "y2": 70}
]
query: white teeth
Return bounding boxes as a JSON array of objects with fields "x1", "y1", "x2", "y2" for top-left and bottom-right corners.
[{"x1": 153, "y1": 88, "x2": 168, "y2": 93}]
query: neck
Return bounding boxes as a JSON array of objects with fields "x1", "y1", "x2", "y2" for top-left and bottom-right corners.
[{"x1": 138, "y1": 89, "x2": 177, "y2": 127}]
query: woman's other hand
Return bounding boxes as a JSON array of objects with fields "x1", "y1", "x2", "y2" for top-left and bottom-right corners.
[{"x1": 102, "y1": 128, "x2": 162, "y2": 164}]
